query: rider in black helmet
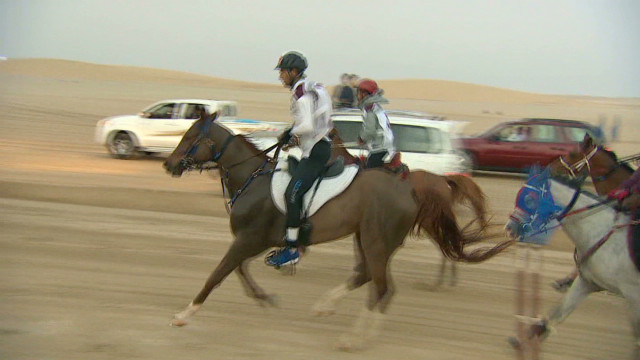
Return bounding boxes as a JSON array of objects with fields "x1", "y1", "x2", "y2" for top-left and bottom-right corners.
[{"x1": 265, "y1": 51, "x2": 334, "y2": 268}]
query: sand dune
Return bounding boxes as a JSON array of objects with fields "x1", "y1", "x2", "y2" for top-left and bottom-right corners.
[{"x1": 1, "y1": 58, "x2": 639, "y2": 147}]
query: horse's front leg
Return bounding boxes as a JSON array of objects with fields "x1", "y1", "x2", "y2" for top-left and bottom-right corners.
[
  {"x1": 171, "y1": 237, "x2": 270, "y2": 327},
  {"x1": 532, "y1": 275, "x2": 598, "y2": 340}
]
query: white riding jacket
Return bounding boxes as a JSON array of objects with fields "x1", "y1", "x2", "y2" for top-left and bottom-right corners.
[{"x1": 289, "y1": 78, "x2": 333, "y2": 158}]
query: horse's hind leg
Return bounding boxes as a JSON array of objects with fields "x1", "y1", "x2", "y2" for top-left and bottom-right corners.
[
  {"x1": 623, "y1": 290, "x2": 640, "y2": 358},
  {"x1": 336, "y1": 229, "x2": 404, "y2": 351},
  {"x1": 313, "y1": 232, "x2": 370, "y2": 316}
]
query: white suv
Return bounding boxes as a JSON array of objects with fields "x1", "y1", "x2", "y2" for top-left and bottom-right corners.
[
  {"x1": 330, "y1": 109, "x2": 470, "y2": 175},
  {"x1": 95, "y1": 99, "x2": 238, "y2": 158}
]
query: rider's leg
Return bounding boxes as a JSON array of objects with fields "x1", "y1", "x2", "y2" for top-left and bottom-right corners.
[
  {"x1": 284, "y1": 140, "x2": 332, "y2": 243},
  {"x1": 365, "y1": 150, "x2": 387, "y2": 169},
  {"x1": 266, "y1": 140, "x2": 331, "y2": 267}
]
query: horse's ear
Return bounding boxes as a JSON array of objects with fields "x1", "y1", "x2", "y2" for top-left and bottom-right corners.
[
  {"x1": 198, "y1": 107, "x2": 208, "y2": 120},
  {"x1": 528, "y1": 164, "x2": 542, "y2": 178},
  {"x1": 210, "y1": 111, "x2": 219, "y2": 121},
  {"x1": 581, "y1": 133, "x2": 593, "y2": 151}
]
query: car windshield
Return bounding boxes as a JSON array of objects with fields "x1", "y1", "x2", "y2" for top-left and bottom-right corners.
[{"x1": 333, "y1": 120, "x2": 444, "y2": 153}]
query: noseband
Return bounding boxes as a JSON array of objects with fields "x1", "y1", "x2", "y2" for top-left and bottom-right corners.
[{"x1": 558, "y1": 146, "x2": 598, "y2": 178}]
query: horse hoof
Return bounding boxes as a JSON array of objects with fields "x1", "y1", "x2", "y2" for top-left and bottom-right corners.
[
  {"x1": 170, "y1": 318, "x2": 188, "y2": 327},
  {"x1": 507, "y1": 336, "x2": 522, "y2": 350},
  {"x1": 335, "y1": 334, "x2": 365, "y2": 352},
  {"x1": 258, "y1": 294, "x2": 279, "y2": 308},
  {"x1": 311, "y1": 307, "x2": 335, "y2": 317}
]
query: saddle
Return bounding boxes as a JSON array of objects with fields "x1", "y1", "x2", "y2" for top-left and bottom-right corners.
[
  {"x1": 356, "y1": 152, "x2": 410, "y2": 178},
  {"x1": 286, "y1": 156, "x2": 345, "y2": 178},
  {"x1": 271, "y1": 156, "x2": 360, "y2": 218}
]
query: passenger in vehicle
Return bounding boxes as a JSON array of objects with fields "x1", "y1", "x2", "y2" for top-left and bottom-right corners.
[
  {"x1": 507, "y1": 126, "x2": 528, "y2": 141},
  {"x1": 331, "y1": 73, "x2": 356, "y2": 109},
  {"x1": 265, "y1": 51, "x2": 333, "y2": 269},
  {"x1": 356, "y1": 78, "x2": 396, "y2": 168}
]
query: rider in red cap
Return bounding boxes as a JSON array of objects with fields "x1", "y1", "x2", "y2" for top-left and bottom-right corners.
[{"x1": 356, "y1": 78, "x2": 396, "y2": 168}]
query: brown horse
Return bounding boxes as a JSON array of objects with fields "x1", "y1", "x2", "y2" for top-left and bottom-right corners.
[
  {"x1": 547, "y1": 134, "x2": 636, "y2": 291},
  {"x1": 328, "y1": 128, "x2": 489, "y2": 288},
  {"x1": 163, "y1": 114, "x2": 512, "y2": 350},
  {"x1": 551, "y1": 134, "x2": 635, "y2": 194}
]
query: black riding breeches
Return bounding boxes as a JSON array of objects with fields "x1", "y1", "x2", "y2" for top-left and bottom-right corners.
[
  {"x1": 285, "y1": 140, "x2": 331, "y2": 228},
  {"x1": 366, "y1": 151, "x2": 388, "y2": 169}
]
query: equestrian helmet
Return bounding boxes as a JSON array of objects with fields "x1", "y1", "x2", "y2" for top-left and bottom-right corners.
[
  {"x1": 275, "y1": 51, "x2": 308, "y2": 73},
  {"x1": 357, "y1": 78, "x2": 379, "y2": 95}
]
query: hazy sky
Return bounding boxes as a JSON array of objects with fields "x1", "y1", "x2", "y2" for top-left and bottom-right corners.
[{"x1": 1, "y1": 0, "x2": 639, "y2": 97}]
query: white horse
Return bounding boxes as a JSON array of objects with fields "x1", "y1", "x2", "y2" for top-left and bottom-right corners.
[{"x1": 505, "y1": 167, "x2": 640, "y2": 357}]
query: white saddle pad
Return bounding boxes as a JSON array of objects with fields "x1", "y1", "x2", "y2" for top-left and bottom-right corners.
[{"x1": 271, "y1": 159, "x2": 360, "y2": 217}]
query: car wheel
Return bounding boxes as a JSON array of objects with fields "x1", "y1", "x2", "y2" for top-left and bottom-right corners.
[{"x1": 108, "y1": 132, "x2": 136, "y2": 159}]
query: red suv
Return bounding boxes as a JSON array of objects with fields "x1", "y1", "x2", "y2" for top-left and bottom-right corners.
[{"x1": 458, "y1": 118, "x2": 605, "y2": 172}]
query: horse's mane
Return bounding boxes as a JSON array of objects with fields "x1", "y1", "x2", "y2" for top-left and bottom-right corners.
[
  {"x1": 599, "y1": 147, "x2": 635, "y2": 174},
  {"x1": 236, "y1": 134, "x2": 269, "y2": 158}
]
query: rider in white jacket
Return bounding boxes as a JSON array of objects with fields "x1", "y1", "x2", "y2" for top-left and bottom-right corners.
[{"x1": 265, "y1": 51, "x2": 333, "y2": 268}]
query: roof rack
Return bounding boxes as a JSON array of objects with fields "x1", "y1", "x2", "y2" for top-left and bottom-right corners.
[{"x1": 519, "y1": 118, "x2": 587, "y2": 126}]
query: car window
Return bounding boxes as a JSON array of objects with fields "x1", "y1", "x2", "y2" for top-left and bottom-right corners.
[
  {"x1": 148, "y1": 103, "x2": 176, "y2": 119},
  {"x1": 564, "y1": 126, "x2": 592, "y2": 142},
  {"x1": 333, "y1": 120, "x2": 362, "y2": 143},
  {"x1": 219, "y1": 105, "x2": 237, "y2": 117},
  {"x1": 499, "y1": 125, "x2": 531, "y2": 142},
  {"x1": 183, "y1": 104, "x2": 204, "y2": 119},
  {"x1": 333, "y1": 120, "x2": 444, "y2": 153},
  {"x1": 526, "y1": 125, "x2": 557, "y2": 142},
  {"x1": 394, "y1": 124, "x2": 443, "y2": 153}
]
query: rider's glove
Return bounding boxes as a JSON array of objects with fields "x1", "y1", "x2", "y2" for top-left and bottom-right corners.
[
  {"x1": 607, "y1": 188, "x2": 630, "y2": 201},
  {"x1": 279, "y1": 128, "x2": 292, "y2": 144}
]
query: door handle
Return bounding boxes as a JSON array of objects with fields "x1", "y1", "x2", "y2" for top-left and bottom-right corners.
[
  {"x1": 513, "y1": 146, "x2": 526, "y2": 149},
  {"x1": 550, "y1": 147, "x2": 564, "y2": 151}
]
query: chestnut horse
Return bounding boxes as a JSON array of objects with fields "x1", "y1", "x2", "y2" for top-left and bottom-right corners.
[
  {"x1": 163, "y1": 114, "x2": 513, "y2": 350},
  {"x1": 327, "y1": 128, "x2": 489, "y2": 289}
]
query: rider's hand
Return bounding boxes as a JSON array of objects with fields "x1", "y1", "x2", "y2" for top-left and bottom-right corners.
[
  {"x1": 278, "y1": 128, "x2": 292, "y2": 144},
  {"x1": 621, "y1": 192, "x2": 640, "y2": 212},
  {"x1": 607, "y1": 188, "x2": 630, "y2": 201}
]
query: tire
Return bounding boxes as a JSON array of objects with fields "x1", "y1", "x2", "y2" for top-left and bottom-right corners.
[{"x1": 108, "y1": 132, "x2": 136, "y2": 159}]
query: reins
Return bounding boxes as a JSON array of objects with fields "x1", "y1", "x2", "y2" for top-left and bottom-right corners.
[{"x1": 182, "y1": 117, "x2": 286, "y2": 213}]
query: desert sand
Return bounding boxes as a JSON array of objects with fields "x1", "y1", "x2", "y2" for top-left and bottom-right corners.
[{"x1": 1, "y1": 58, "x2": 639, "y2": 360}]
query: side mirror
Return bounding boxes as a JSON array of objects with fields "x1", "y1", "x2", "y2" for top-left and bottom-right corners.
[{"x1": 488, "y1": 133, "x2": 500, "y2": 142}]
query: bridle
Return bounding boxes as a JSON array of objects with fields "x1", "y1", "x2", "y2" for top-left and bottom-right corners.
[
  {"x1": 558, "y1": 145, "x2": 635, "y2": 183},
  {"x1": 179, "y1": 116, "x2": 283, "y2": 213},
  {"x1": 180, "y1": 116, "x2": 279, "y2": 172},
  {"x1": 557, "y1": 146, "x2": 598, "y2": 179}
]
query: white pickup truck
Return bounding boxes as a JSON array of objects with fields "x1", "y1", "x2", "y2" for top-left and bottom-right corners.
[{"x1": 95, "y1": 99, "x2": 285, "y2": 159}]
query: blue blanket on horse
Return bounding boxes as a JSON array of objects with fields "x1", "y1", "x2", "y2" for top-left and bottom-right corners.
[{"x1": 629, "y1": 208, "x2": 640, "y2": 272}]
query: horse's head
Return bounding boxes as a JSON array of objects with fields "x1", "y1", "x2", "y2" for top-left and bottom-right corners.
[
  {"x1": 163, "y1": 110, "x2": 224, "y2": 177},
  {"x1": 505, "y1": 166, "x2": 567, "y2": 243},
  {"x1": 328, "y1": 128, "x2": 360, "y2": 166}
]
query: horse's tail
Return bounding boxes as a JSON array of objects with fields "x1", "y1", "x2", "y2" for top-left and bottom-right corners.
[
  {"x1": 445, "y1": 174, "x2": 489, "y2": 229},
  {"x1": 411, "y1": 183, "x2": 513, "y2": 263}
]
